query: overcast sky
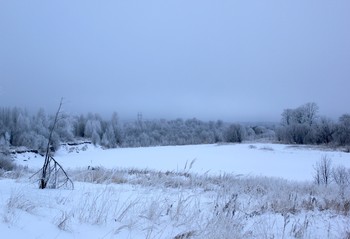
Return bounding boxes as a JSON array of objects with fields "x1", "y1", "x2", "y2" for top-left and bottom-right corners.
[{"x1": 0, "y1": 1, "x2": 349, "y2": 122}]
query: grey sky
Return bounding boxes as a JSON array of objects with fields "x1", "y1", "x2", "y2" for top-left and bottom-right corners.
[{"x1": 0, "y1": 1, "x2": 349, "y2": 122}]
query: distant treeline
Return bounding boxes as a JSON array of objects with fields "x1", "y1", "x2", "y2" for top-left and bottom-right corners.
[
  {"x1": 0, "y1": 103, "x2": 349, "y2": 154},
  {"x1": 275, "y1": 103, "x2": 350, "y2": 146}
]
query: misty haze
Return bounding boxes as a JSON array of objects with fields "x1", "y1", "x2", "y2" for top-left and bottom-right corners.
[{"x1": 1, "y1": 1, "x2": 350, "y2": 238}]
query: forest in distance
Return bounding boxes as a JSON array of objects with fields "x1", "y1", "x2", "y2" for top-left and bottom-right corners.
[{"x1": 0, "y1": 102, "x2": 350, "y2": 154}]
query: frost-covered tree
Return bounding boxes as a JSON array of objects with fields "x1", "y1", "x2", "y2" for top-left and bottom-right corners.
[
  {"x1": 55, "y1": 113, "x2": 74, "y2": 142},
  {"x1": 224, "y1": 124, "x2": 246, "y2": 143},
  {"x1": 281, "y1": 109, "x2": 294, "y2": 126},
  {"x1": 301, "y1": 102, "x2": 319, "y2": 126},
  {"x1": 11, "y1": 108, "x2": 31, "y2": 146},
  {"x1": 101, "y1": 124, "x2": 116, "y2": 148},
  {"x1": 0, "y1": 130, "x2": 13, "y2": 171},
  {"x1": 91, "y1": 131, "x2": 101, "y2": 145},
  {"x1": 334, "y1": 114, "x2": 350, "y2": 146},
  {"x1": 277, "y1": 103, "x2": 319, "y2": 144},
  {"x1": 74, "y1": 114, "x2": 86, "y2": 138},
  {"x1": 84, "y1": 114, "x2": 103, "y2": 145},
  {"x1": 29, "y1": 109, "x2": 50, "y2": 153},
  {"x1": 281, "y1": 103, "x2": 318, "y2": 126},
  {"x1": 32, "y1": 109, "x2": 49, "y2": 135},
  {"x1": 315, "y1": 117, "x2": 335, "y2": 144},
  {"x1": 110, "y1": 112, "x2": 123, "y2": 146}
]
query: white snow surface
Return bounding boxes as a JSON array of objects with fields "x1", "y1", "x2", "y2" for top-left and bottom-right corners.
[
  {"x1": 15, "y1": 143, "x2": 350, "y2": 181},
  {"x1": 2, "y1": 143, "x2": 350, "y2": 238}
]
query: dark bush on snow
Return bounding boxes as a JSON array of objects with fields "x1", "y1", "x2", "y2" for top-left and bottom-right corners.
[{"x1": 0, "y1": 154, "x2": 16, "y2": 171}]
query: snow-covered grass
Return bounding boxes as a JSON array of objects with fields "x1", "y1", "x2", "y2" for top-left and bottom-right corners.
[{"x1": 2, "y1": 143, "x2": 350, "y2": 238}]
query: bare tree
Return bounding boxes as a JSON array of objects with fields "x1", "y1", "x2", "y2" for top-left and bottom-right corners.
[
  {"x1": 38, "y1": 99, "x2": 73, "y2": 189},
  {"x1": 313, "y1": 155, "x2": 332, "y2": 186}
]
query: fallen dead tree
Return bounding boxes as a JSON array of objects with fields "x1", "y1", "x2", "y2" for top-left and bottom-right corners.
[{"x1": 31, "y1": 99, "x2": 73, "y2": 189}]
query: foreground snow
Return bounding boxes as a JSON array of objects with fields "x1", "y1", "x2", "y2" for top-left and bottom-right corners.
[{"x1": 1, "y1": 143, "x2": 350, "y2": 238}]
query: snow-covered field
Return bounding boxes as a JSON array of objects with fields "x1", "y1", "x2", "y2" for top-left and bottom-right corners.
[
  {"x1": 15, "y1": 143, "x2": 350, "y2": 181},
  {"x1": 2, "y1": 143, "x2": 350, "y2": 238}
]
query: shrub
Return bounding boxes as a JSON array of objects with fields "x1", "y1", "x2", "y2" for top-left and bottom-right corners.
[
  {"x1": 332, "y1": 165, "x2": 350, "y2": 187},
  {"x1": 0, "y1": 154, "x2": 16, "y2": 171}
]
